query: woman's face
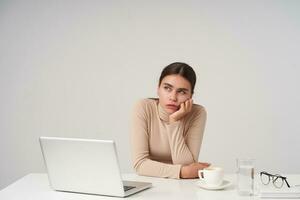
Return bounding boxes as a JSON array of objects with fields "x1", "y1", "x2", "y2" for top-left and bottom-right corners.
[{"x1": 157, "y1": 74, "x2": 192, "y2": 114}]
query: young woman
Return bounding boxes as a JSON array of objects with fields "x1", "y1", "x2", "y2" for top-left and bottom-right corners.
[{"x1": 130, "y1": 62, "x2": 209, "y2": 179}]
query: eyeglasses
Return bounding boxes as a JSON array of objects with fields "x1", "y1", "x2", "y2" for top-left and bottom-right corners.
[{"x1": 260, "y1": 171, "x2": 290, "y2": 188}]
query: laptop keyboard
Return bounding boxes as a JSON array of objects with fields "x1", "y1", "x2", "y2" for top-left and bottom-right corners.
[{"x1": 123, "y1": 185, "x2": 136, "y2": 191}]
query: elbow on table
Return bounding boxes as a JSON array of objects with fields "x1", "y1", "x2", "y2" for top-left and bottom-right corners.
[
  {"x1": 135, "y1": 169, "x2": 145, "y2": 176},
  {"x1": 133, "y1": 160, "x2": 147, "y2": 176},
  {"x1": 133, "y1": 165, "x2": 146, "y2": 176}
]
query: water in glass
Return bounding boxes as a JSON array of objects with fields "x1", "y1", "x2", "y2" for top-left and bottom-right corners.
[{"x1": 237, "y1": 159, "x2": 254, "y2": 196}]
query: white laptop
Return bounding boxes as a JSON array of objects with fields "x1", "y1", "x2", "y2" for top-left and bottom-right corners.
[{"x1": 39, "y1": 136, "x2": 152, "y2": 197}]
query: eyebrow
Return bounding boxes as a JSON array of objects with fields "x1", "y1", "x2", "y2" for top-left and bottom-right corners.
[{"x1": 162, "y1": 83, "x2": 190, "y2": 92}]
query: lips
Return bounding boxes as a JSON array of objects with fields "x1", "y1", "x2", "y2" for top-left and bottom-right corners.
[{"x1": 166, "y1": 104, "x2": 179, "y2": 110}]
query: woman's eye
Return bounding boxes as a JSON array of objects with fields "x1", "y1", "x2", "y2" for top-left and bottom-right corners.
[
  {"x1": 164, "y1": 86, "x2": 171, "y2": 91},
  {"x1": 179, "y1": 91, "x2": 186, "y2": 95}
]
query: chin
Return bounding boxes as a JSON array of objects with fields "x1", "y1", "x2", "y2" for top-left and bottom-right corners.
[{"x1": 165, "y1": 108, "x2": 177, "y2": 114}]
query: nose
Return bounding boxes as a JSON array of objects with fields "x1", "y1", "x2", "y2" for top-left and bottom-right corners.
[{"x1": 169, "y1": 91, "x2": 177, "y2": 102}]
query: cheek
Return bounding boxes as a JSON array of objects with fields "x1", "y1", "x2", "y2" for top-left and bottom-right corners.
[
  {"x1": 158, "y1": 89, "x2": 167, "y2": 98},
  {"x1": 158, "y1": 93, "x2": 168, "y2": 106},
  {"x1": 178, "y1": 96, "x2": 189, "y2": 103}
]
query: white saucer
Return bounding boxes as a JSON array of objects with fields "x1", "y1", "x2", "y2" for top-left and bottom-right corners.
[{"x1": 196, "y1": 180, "x2": 232, "y2": 190}]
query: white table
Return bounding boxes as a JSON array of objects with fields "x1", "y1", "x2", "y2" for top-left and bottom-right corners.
[{"x1": 0, "y1": 173, "x2": 299, "y2": 200}]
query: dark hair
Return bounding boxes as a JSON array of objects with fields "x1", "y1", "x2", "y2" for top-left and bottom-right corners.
[{"x1": 159, "y1": 62, "x2": 197, "y2": 94}]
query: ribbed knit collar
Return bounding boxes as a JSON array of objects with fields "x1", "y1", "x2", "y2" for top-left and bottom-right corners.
[{"x1": 158, "y1": 102, "x2": 170, "y2": 122}]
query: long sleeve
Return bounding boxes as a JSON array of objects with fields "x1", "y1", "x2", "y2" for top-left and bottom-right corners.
[
  {"x1": 166, "y1": 107, "x2": 207, "y2": 165},
  {"x1": 185, "y1": 107, "x2": 207, "y2": 161},
  {"x1": 130, "y1": 100, "x2": 181, "y2": 179}
]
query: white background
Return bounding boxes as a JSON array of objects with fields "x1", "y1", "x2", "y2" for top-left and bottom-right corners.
[{"x1": 1, "y1": 0, "x2": 300, "y2": 190}]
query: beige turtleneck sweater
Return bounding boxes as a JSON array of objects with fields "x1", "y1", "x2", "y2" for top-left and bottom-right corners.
[{"x1": 130, "y1": 98, "x2": 207, "y2": 179}]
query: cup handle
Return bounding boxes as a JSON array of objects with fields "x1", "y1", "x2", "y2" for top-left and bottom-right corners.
[{"x1": 199, "y1": 170, "x2": 204, "y2": 179}]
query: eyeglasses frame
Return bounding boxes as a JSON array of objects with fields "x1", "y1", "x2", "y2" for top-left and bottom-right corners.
[{"x1": 260, "y1": 171, "x2": 290, "y2": 188}]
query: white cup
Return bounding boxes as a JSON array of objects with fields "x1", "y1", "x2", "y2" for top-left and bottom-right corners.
[{"x1": 198, "y1": 167, "x2": 224, "y2": 186}]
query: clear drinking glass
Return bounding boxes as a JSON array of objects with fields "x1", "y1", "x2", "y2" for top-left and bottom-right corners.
[{"x1": 236, "y1": 158, "x2": 255, "y2": 196}]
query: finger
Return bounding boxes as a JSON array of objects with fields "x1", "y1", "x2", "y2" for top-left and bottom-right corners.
[
  {"x1": 183, "y1": 101, "x2": 188, "y2": 111},
  {"x1": 204, "y1": 164, "x2": 211, "y2": 168},
  {"x1": 179, "y1": 102, "x2": 185, "y2": 112},
  {"x1": 185, "y1": 99, "x2": 190, "y2": 111},
  {"x1": 184, "y1": 102, "x2": 189, "y2": 113},
  {"x1": 195, "y1": 164, "x2": 209, "y2": 170},
  {"x1": 184, "y1": 102, "x2": 189, "y2": 111},
  {"x1": 199, "y1": 162, "x2": 211, "y2": 166},
  {"x1": 188, "y1": 99, "x2": 193, "y2": 111}
]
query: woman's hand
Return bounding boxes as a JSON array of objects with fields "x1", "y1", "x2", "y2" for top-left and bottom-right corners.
[
  {"x1": 169, "y1": 99, "x2": 193, "y2": 123},
  {"x1": 180, "y1": 162, "x2": 211, "y2": 179}
]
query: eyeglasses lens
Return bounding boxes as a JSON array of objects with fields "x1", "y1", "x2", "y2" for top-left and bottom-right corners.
[
  {"x1": 261, "y1": 173, "x2": 270, "y2": 185},
  {"x1": 273, "y1": 175, "x2": 284, "y2": 188}
]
